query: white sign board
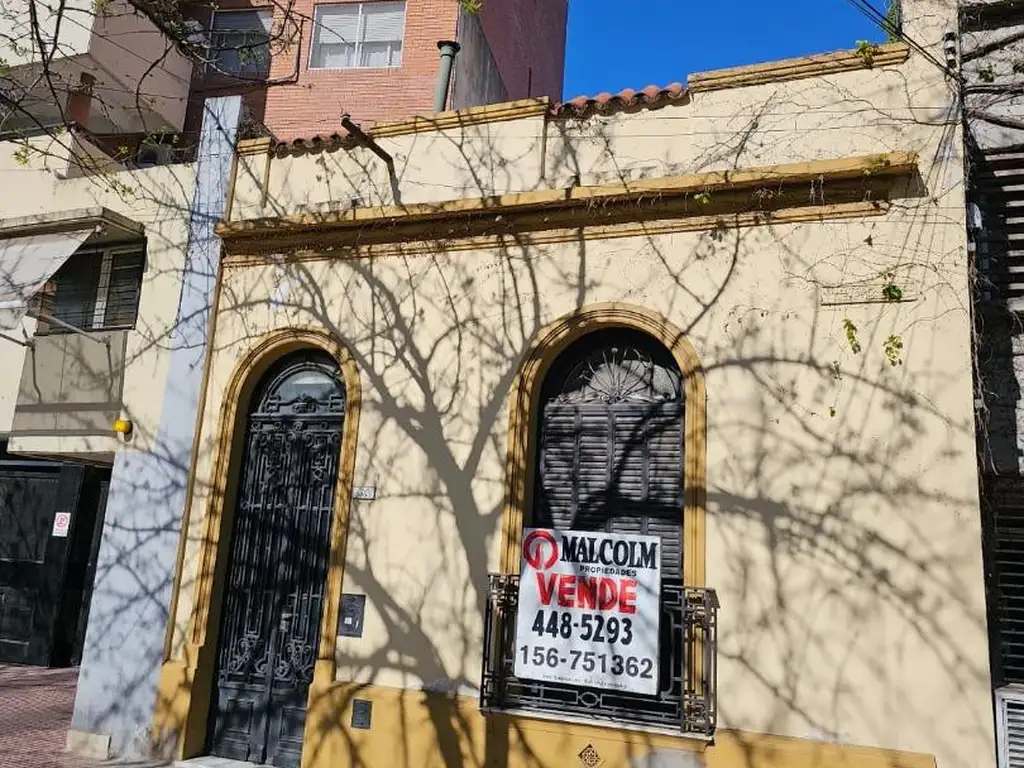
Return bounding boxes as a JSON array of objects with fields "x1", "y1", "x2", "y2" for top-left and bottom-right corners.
[
  {"x1": 513, "y1": 527, "x2": 661, "y2": 695},
  {"x1": 51, "y1": 511, "x2": 71, "y2": 538}
]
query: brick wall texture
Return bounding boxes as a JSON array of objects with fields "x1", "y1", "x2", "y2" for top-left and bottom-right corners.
[{"x1": 189, "y1": 0, "x2": 568, "y2": 141}]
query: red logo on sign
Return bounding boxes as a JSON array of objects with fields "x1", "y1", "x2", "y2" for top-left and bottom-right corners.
[{"x1": 523, "y1": 530, "x2": 559, "y2": 571}]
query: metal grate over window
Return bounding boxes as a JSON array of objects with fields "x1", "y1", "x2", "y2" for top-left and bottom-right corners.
[
  {"x1": 481, "y1": 575, "x2": 718, "y2": 734},
  {"x1": 33, "y1": 245, "x2": 145, "y2": 333}
]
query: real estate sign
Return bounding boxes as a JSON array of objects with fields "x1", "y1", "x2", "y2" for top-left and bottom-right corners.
[{"x1": 513, "y1": 527, "x2": 662, "y2": 696}]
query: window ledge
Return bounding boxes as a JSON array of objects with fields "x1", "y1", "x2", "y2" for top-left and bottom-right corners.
[{"x1": 479, "y1": 703, "x2": 713, "y2": 745}]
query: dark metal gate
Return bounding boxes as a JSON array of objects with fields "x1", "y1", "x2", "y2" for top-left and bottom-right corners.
[
  {"x1": 208, "y1": 351, "x2": 345, "y2": 768},
  {"x1": 0, "y1": 441, "x2": 110, "y2": 667}
]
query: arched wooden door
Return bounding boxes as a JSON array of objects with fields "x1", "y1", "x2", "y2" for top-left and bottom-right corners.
[{"x1": 208, "y1": 350, "x2": 345, "y2": 768}]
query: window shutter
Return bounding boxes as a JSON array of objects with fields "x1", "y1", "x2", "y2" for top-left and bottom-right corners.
[
  {"x1": 998, "y1": 688, "x2": 1024, "y2": 767},
  {"x1": 536, "y1": 333, "x2": 685, "y2": 582},
  {"x1": 52, "y1": 255, "x2": 100, "y2": 330},
  {"x1": 361, "y1": 2, "x2": 405, "y2": 43},
  {"x1": 986, "y1": 475, "x2": 1024, "y2": 683},
  {"x1": 537, "y1": 404, "x2": 579, "y2": 530},
  {"x1": 212, "y1": 9, "x2": 272, "y2": 33},
  {"x1": 102, "y1": 249, "x2": 144, "y2": 328},
  {"x1": 316, "y1": 5, "x2": 360, "y2": 45}
]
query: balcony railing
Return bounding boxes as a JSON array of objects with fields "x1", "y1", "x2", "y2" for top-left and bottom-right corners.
[{"x1": 480, "y1": 573, "x2": 718, "y2": 735}]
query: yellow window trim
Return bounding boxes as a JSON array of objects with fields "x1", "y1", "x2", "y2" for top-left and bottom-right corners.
[{"x1": 498, "y1": 301, "x2": 707, "y2": 587}]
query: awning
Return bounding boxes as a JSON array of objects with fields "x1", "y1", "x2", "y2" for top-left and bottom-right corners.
[{"x1": 0, "y1": 229, "x2": 93, "y2": 331}]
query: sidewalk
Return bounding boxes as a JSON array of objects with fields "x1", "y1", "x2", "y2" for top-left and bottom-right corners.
[{"x1": 0, "y1": 664, "x2": 125, "y2": 768}]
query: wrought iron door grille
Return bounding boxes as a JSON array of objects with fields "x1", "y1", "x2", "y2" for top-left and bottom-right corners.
[{"x1": 480, "y1": 573, "x2": 718, "y2": 735}]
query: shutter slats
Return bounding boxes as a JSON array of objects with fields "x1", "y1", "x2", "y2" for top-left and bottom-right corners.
[
  {"x1": 987, "y1": 474, "x2": 1024, "y2": 685},
  {"x1": 103, "y1": 249, "x2": 144, "y2": 328},
  {"x1": 316, "y1": 5, "x2": 359, "y2": 42},
  {"x1": 1002, "y1": 697, "x2": 1024, "y2": 767},
  {"x1": 538, "y1": 338, "x2": 684, "y2": 581}
]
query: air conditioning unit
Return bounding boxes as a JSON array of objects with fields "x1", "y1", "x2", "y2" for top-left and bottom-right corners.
[
  {"x1": 135, "y1": 142, "x2": 174, "y2": 167},
  {"x1": 997, "y1": 686, "x2": 1024, "y2": 767}
]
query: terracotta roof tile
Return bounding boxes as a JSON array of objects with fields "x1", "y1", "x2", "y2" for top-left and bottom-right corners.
[
  {"x1": 274, "y1": 84, "x2": 689, "y2": 151},
  {"x1": 549, "y1": 82, "x2": 688, "y2": 118}
]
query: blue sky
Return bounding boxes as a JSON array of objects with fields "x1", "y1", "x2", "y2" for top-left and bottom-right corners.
[{"x1": 563, "y1": 0, "x2": 886, "y2": 98}]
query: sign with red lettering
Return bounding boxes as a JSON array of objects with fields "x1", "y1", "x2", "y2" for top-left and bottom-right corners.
[{"x1": 513, "y1": 527, "x2": 661, "y2": 695}]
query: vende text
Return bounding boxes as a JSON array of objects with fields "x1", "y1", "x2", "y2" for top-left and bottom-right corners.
[{"x1": 535, "y1": 573, "x2": 638, "y2": 614}]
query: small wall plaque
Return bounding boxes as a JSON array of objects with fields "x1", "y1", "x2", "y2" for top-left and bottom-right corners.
[
  {"x1": 352, "y1": 486, "x2": 376, "y2": 501},
  {"x1": 351, "y1": 699, "x2": 372, "y2": 729},
  {"x1": 338, "y1": 593, "x2": 366, "y2": 638}
]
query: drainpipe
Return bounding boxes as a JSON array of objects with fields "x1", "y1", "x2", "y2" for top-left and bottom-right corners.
[{"x1": 434, "y1": 40, "x2": 461, "y2": 112}]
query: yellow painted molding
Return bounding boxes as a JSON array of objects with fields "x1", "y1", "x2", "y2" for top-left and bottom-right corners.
[
  {"x1": 236, "y1": 136, "x2": 274, "y2": 155},
  {"x1": 155, "y1": 328, "x2": 362, "y2": 761},
  {"x1": 298, "y1": 680, "x2": 935, "y2": 768},
  {"x1": 216, "y1": 151, "x2": 915, "y2": 246},
  {"x1": 369, "y1": 97, "x2": 550, "y2": 138},
  {"x1": 221, "y1": 200, "x2": 888, "y2": 268},
  {"x1": 688, "y1": 42, "x2": 911, "y2": 92}
]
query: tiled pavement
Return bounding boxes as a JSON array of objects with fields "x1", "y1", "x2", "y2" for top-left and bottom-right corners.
[
  {"x1": 0, "y1": 664, "x2": 145, "y2": 768},
  {"x1": 0, "y1": 665, "x2": 92, "y2": 768}
]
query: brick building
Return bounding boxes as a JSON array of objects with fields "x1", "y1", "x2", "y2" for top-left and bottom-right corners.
[{"x1": 185, "y1": 0, "x2": 569, "y2": 140}]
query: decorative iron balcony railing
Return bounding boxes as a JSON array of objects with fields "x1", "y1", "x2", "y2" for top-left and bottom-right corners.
[{"x1": 480, "y1": 573, "x2": 718, "y2": 735}]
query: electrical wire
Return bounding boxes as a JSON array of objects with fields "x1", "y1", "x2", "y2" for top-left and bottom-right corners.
[{"x1": 838, "y1": 0, "x2": 953, "y2": 76}]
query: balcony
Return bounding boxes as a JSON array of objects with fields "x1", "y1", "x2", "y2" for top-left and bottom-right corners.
[
  {"x1": 480, "y1": 573, "x2": 718, "y2": 736},
  {"x1": 10, "y1": 328, "x2": 127, "y2": 456},
  {"x1": 0, "y1": 207, "x2": 143, "y2": 459}
]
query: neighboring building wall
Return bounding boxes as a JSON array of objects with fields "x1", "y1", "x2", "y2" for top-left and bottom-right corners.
[
  {"x1": 86, "y1": 1, "x2": 193, "y2": 133},
  {"x1": 1, "y1": 0, "x2": 95, "y2": 65},
  {"x1": 188, "y1": 0, "x2": 460, "y2": 140},
  {"x1": 187, "y1": 0, "x2": 566, "y2": 141},
  {"x1": 0, "y1": 139, "x2": 195, "y2": 455},
  {"x1": 156, "y1": 2, "x2": 992, "y2": 767},
  {"x1": 451, "y1": 6, "x2": 507, "y2": 110},
  {"x1": 1, "y1": 0, "x2": 191, "y2": 134},
  {"x1": 478, "y1": 0, "x2": 567, "y2": 101}
]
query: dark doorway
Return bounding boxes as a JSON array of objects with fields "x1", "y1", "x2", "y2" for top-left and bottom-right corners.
[
  {"x1": 0, "y1": 442, "x2": 111, "y2": 667},
  {"x1": 208, "y1": 350, "x2": 345, "y2": 768}
]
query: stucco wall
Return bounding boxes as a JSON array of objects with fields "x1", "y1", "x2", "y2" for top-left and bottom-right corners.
[
  {"x1": 1, "y1": 0, "x2": 94, "y2": 65},
  {"x1": 88, "y1": 0, "x2": 193, "y2": 132}
]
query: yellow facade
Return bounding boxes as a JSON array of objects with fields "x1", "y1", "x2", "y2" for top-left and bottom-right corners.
[{"x1": 154, "y1": 4, "x2": 993, "y2": 766}]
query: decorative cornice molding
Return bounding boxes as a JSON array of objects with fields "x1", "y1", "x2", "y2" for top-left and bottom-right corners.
[
  {"x1": 216, "y1": 151, "x2": 916, "y2": 254},
  {"x1": 221, "y1": 201, "x2": 889, "y2": 268},
  {"x1": 688, "y1": 43, "x2": 911, "y2": 92}
]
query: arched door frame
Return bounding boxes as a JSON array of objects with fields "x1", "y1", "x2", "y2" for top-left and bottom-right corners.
[
  {"x1": 172, "y1": 328, "x2": 361, "y2": 760},
  {"x1": 499, "y1": 302, "x2": 706, "y2": 587}
]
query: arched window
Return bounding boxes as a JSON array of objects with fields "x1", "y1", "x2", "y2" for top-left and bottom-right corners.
[{"x1": 534, "y1": 328, "x2": 684, "y2": 582}]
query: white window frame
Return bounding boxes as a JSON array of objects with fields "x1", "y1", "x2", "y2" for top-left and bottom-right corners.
[
  {"x1": 308, "y1": 1, "x2": 406, "y2": 72},
  {"x1": 208, "y1": 8, "x2": 274, "y2": 78},
  {"x1": 997, "y1": 685, "x2": 1024, "y2": 768}
]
